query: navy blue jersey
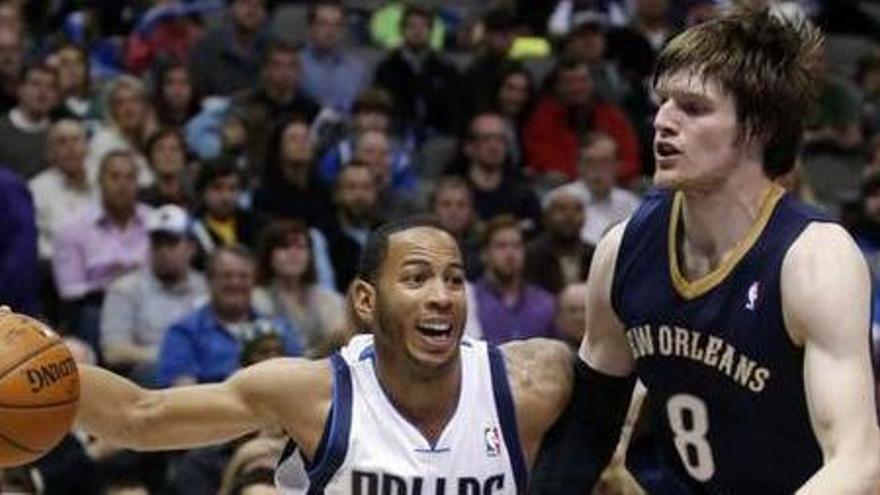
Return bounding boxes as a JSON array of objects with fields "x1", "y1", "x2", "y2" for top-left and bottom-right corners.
[{"x1": 611, "y1": 185, "x2": 828, "y2": 493}]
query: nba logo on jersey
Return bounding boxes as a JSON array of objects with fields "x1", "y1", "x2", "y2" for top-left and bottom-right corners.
[
  {"x1": 745, "y1": 281, "x2": 761, "y2": 311},
  {"x1": 484, "y1": 426, "x2": 501, "y2": 457}
]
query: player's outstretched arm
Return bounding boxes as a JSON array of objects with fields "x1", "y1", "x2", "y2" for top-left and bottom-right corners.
[
  {"x1": 782, "y1": 223, "x2": 880, "y2": 494},
  {"x1": 77, "y1": 357, "x2": 332, "y2": 453}
]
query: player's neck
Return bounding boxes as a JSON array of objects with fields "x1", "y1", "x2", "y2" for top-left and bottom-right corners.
[
  {"x1": 375, "y1": 350, "x2": 462, "y2": 445},
  {"x1": 679, "y1": 171, "x2": 774, "y2": 270}
]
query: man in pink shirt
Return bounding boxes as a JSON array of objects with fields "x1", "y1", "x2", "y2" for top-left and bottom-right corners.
[{"x1": 52, "y1": 149, "x2": 151, "y2": 355}]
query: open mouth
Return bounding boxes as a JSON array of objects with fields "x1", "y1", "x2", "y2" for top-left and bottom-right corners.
[
  {"x1": 416, "y1": 320, "x2": 454, "y2": 350},
  {"x1": 654, "y1": 141, "x2": 682, "y2": 159}
]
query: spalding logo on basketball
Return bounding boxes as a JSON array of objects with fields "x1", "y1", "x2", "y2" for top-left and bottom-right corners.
[{"x1": 0, "y1": 311, "x2": 80, "y2": 467}]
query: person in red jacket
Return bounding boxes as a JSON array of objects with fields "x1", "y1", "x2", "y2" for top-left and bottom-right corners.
[{"x1": 524, "y1": 59, "x2": 642, "y2": 185}]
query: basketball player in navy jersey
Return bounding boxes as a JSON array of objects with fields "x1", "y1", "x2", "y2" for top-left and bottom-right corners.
[
  {"x1": 72, "y1": 217, "x2": 574, "y2": 494},
  {"x1": 575, "y1": 6, "x2": 880, "y2": 493}
]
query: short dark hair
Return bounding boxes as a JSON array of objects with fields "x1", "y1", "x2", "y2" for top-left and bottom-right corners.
[
  {"x1": 256, "y1": 219, "x2": 317, "y2": 286},
  {"x1": 429, "y1": 175, "x2": 472, "y2": 211},
  {"x1": 196, "y1": 156, "x2": 242, "y2": 193},
  {"x1": 98, "y1": 149, "x2": 137, "y2": 178},
  {"x1": 352, "y1": 87, "x2": 393, "y2": 116},
  {"x1": 400, "y1": 4, "x2": 434, "y2": 29},
  {"x1": 146, "y1": 127, "x2": 187, "y2": 162},
  {"x1": 306, "y1": 0, "x2": 344, "y2": 24},
  {"x1": 357, "y1": 215, "x2": 453, "y2": 284},
  {"x1": 206, "y1": 245, "x2": 254, "y2": 280},
  {"x1": 19, "y1": 62, "x2": 58, "y2": 85},
  {"x1": 261, "y1": 39, "x2": 299, "y2": 67},
  {"x1": 653, "y1": 6, "x2": 823, "y2": 178},
  {"x1": 480, "y1": 214, "x2": 521, "y2": 249}
]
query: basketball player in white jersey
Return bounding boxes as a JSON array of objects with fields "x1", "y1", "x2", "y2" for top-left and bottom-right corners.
[{"x1": 75, "y1": 217, "x2": 576, "y2": 494}]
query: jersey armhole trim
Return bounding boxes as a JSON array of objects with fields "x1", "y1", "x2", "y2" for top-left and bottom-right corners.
[
  {"x1": 306, "y1": 352, "x2": 353, "y2": 490},
  {"x1": 487, "y1": 345, "x2": 529, "y2": 494}
]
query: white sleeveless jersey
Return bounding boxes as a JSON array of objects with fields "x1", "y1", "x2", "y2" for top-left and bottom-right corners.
[{"x1": 275, "y1": 334, "x2": 528, "y2": 494}]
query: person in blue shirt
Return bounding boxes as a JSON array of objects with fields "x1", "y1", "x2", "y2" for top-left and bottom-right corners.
[{"x1": 156, "y1": 245, "x2": 301, "y2": 387}]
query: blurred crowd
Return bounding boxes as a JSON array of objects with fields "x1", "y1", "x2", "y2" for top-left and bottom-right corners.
[{"x1": 1, "y1": 0, "x2": 879, "y2": 493}]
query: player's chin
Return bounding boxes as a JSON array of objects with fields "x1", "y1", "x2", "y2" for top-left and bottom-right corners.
[{"x1": 652, "y1": 169, "x2": 683, "y2": 189}]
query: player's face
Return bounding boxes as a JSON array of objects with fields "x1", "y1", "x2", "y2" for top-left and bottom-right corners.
[
  {"x1": 653, "y1": 71, "x2": 745, "y2": 190},
  {"x1": 373, "y1": 228, "x2": 467, "y2": 375}
]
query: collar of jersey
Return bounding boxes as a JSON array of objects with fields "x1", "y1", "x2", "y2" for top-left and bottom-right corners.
[{"x1": 668, "y1": 183, "x2": 785, "y2": 300}]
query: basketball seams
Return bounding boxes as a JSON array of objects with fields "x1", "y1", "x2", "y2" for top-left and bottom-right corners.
[
  {"x1": 0, "y1": 340, "x2": 61, "y2": 383},
  {"x1": 0, "y1": 430, "x2": 42, "y2": 454}
]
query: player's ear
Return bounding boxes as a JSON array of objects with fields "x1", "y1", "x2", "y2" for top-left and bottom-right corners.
[{"x1": 351, "y1": 277, "x2": 376, "y2": 329}]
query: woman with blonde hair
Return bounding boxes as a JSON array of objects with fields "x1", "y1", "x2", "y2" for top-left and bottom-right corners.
[{"x1": 85, "y1": 75, "x2": 156, "y2": 186}]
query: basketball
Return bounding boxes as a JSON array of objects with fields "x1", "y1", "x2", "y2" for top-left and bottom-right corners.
[{"x1": 0, "y1": 310, "x2": 79, "y2": 467}]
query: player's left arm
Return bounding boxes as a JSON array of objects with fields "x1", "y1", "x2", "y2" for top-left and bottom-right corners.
[
  {"x1": 500, "y1": 338, "x2": 574, "y2": 467},
  {"x1": 782, "y1": 223, "x2": 880, "y2": 494}
]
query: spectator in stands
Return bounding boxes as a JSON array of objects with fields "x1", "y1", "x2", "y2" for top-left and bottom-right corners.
[
  {"x1": 0, "y1": 27, "x2": 22, "y2": 111},
  {"x1": 857, "y1": 54, "x2": 880, "y2": 138},
  {"x1": 374, "y1": 4, "x2": 463, "y2": 140},
  {"x1": 0, "y1": 63, "x2": 59, "y2": 179},
  {"x1": 100, "y1": 204, "x2": 207, "y2": 385},
  {"x1": 0, "y1": 165, "x2": 37, "y2": 315},
  {"x1": 460, "y1": 111, "x2": 541, "y2": 235},
  {"x1": 317, "y1": 87, "x2": 416, "y2": 192},
  {"x1": 555, "y1": 282, "x2": 587, "y2": 348},
  {"x1": 849, "y1": 171, "x2": 880, "y2": 328},
  {"x1": 628, "y1": 0, "x2": 676, "y2": 52},
  {"x1": 153, "y1": 61, "x2": 200, "y2": 128},
  {"x1": 369, "y1": 0, "x2": 445, "y2": 51},
  {"x1": 231, "y1": 40, "x2": 321, "y2": 178},
  {"x1": 354, "y1": 128, "x2": 420, "y2": 220},
  {"x1": 47, "y1": 43, "x2": 97, "y2": 124},
  {"x1": 473, "y1": 215, "x2": 557, "y2": 345},
  {"x1": 805, "y1": 45, "x2": 863, "y2": 152},
  {"x1": 462, "y1": 8, "x2": 518, "y2": 117},
  {"x1": 124, "y1": 0, "x2": 207, "y2": 75},
  {"x1": 218, "y1": 437, "x2": 284, "y2": 495},
  {"x1": 430, "y1": 176, "x2": 483, "y2": 280},
  {"x1": 299, "y1": 0, "x2": 367, "y2": 113},
  {"x1": 86, "y1": 75, "x2": 155, "y2": 186},
  {"x1": 253, "y1": 219, "x2": 347, "y2": 358},
  {"x1": 525, "y1": 188, "x2": 594, "y2": 294},
  {"x1": 524, "y1": 58, "x2": 641, "y2": 185},
  {"x1": 138, "y1": 128, "x2": 194, "y2": 208},
  {"x1": 53, "y1": 150, "x2": 150, "y2": 349},
  {"x1": 253, "y1": 115, "x2": 335, "y2": 231},
  {"x1": 29, "y1": 119, "x2": 95, "y2": 262},
  {"x1": 156, "y1": 246, "x2": 299, "y2": 386},
  {"x1": 191, "y1": 157, "x2": 263, "y2": 267},
  {"x1": 325, "y1": 162, "x2": 380, "y2": 291},
  {"x1": 188, "y1": 0, "x2": 269, "y2": 96},
  {"x1": 551, "y1": 131, "x2": 641, "y2": 245},
  {"x1": 491, "y1": 65, "x2": 536, "y2": 171},
  {"x1": 561, "y1": 11, "x2": 628, "y2": 104}
]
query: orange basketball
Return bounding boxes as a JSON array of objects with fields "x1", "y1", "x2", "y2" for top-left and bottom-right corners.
[{"x1": 0, "y1": 310, "x2": 79, "y2": 467}]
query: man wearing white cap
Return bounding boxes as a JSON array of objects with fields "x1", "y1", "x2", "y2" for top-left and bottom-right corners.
[{"x1": 100, "y1": 204, "x2": 208, "y2": 386}]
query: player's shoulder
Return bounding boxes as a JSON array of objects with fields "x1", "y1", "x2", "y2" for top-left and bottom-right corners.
[{"x1": 784, "y1": 221, "x2": 863, "y2": 269}]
